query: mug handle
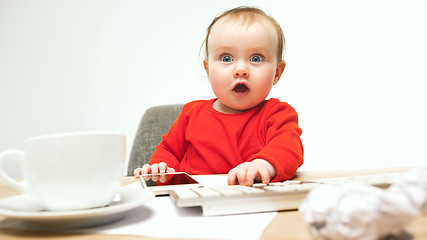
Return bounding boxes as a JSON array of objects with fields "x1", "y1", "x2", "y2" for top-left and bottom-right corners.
[{"x1": 0, "y1": 150, "x2": 26, "y2": 193}]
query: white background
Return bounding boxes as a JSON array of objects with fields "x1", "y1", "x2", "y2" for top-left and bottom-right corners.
[{"x1": 1, "y1": 0, "x2": 426, "y2": 177}]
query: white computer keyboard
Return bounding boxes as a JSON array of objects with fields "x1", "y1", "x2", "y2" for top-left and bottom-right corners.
[{"x1": 170, "y1": 172, "x2": 402, "y2": 216}]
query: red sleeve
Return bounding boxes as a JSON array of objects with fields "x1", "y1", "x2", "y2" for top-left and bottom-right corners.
[
  {"x1": 148, "y1": 104, "x2": 190, "y2": 171},
  {"x1": 248, "y1": 101, "x2": 304, "y2": 181}
]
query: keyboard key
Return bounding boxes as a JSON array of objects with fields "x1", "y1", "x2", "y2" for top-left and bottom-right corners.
[
  {"x1": 210, "y1": 186, "x2": 243, "y2": 196},
  {"x1": 230, "y1": 185, "x2": 264, "y2": 195},
  {"x1": 173, "y1": 189, "x2": 200, "y2": 199},
  {"x1": 192, "y1": 187, "x2": 222, "y2": 197}
]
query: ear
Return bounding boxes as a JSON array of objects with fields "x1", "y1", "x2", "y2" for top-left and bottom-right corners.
[
  {"x1": 203, "y1": 58, "x2": 209, "y2": 78},
  {"x1": 273, "y1": 60, "x2": 286, "y2": 85}
]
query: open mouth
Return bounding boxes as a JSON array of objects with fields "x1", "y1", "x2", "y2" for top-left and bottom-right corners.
[
  {"x1": 232, "y1": 83, "x2": 250, "y2": 97},
  {"x1": 233, "y1": 84, "x2": 249, "y2": 92}
]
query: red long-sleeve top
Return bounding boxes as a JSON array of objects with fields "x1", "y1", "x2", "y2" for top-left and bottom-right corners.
[{"x1": 149, "y1": 98, "x2": 304, "y2": 181}]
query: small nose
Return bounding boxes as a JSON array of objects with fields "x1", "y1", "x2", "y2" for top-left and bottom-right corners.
[{"x1": 233, "y1": 61, "x2": 249, "y2": 78}]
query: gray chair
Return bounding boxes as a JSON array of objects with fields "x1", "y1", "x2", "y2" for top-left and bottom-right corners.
[{"x1": 127, "y1": 104, "x2": 184, "y2": 176}]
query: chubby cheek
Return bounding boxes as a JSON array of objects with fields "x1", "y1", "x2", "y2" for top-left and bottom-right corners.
[
  {"x1": 257, "y1": 84, "x2": 274, "y2": 100},
  {"x1": 253, "y1": 72, "x2": 275, "y2": 94},
  {"x1": 209, "y1": 78, "x2": 227, "y2": 99},
  {"x1": 208, "y1": 65, "x2": 230, "y2": 97}
]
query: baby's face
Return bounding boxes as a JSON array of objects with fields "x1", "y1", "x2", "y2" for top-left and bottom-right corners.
[{"x1": 204, "y1": 19, "x2": 285, "y2": 114}]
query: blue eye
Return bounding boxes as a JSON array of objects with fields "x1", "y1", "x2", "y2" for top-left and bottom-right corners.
[
  {"x1": 250, "y1": 55, "x2": 263, "y2": 63},
  {"x1": 221, "y1": 55, "x2": 233, "y2": 63}
]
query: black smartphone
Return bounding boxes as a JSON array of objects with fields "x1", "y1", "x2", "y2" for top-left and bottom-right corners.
[{"x1": 139, "y1": 172, "x2": 202, "y2": 196}]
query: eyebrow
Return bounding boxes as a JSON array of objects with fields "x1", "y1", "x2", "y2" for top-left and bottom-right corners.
[
  {"x1": 213, "y1": 46, "x2": 271, "y2": 55},
  {"x1": 213, "y1": 46, "x2": 234, "y2": 53}
]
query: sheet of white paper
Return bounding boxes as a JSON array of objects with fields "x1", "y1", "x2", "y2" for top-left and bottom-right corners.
[
  {"x1": 88, "y1": 181, "x2": 277, "y2": 239},
  {"x1": 86, "y1": 195, "x2": 276, "y2": 240},
  {"x1": 86, "y1": 180, "x2": 275, "y2": 240},
  {"x1": 1, "y1": 177, "x2": 277, "y2": 240}
]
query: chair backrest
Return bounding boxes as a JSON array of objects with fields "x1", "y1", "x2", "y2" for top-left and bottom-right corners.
[{"x1": 127, "y1": 104, "x2": 183, "y2": 176}]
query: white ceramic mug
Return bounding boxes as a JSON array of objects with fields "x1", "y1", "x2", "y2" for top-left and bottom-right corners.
[{"x1": 0, "y1": 132, "x2": 126, "y2": 211}]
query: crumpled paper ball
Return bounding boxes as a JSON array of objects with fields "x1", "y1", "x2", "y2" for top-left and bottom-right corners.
[{"x1": 299, "y1": 169, "x2": 427, "y2": 240}]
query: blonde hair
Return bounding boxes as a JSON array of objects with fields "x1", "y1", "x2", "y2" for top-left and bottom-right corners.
[{"x1": 203, "y1": 6, "x2": 285, "y2": 61}]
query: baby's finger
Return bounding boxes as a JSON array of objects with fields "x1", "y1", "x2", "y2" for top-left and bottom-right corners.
[
  {"x1": 244, "y1": 166, "x2": 259, "y2": 186},
  {"x1": 227, "y1": 168, "x2": 238, "y2": 185},
  {"x1": 133, "y1": 168, "x2": 142, "y2": 178},
  {"x1": 236, "y1": 166, "x2": 249, "y2": 186},
  {"x1": 166, "y1": 167, "x2": 176, "y2": 173},
  {"x1": 150, "y1": 164, "x2": 160, "y2": 174},
  {"x1": 141, "y1": 164, "x2": 151, "y2": 174},
  {"x1": 159, "y1": 174, "x2": 168, "y2": 183},
  {"x1": 258, "y1": 167, "x2": 270, "y2": 184},
  {"x1": 151, "y1": 174, "x2": 159, "y2": 182},
  {"x1": 142, "y1": 174, "x2": 151, "y2": 182},
  {"x1": 158, "y1": 162, "x2": 168, "y2": 174}
]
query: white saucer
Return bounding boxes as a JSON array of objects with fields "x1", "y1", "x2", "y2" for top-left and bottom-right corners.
[{"x1": 0, "y1": 187, "x2": 154, "y2": 229}]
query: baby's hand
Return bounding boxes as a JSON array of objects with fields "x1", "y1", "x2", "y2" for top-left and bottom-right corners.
[
  {"x1": 227, "y1": 159, "x2": 277, "y2": 186},
  {"x1": 133, "y1": 162, "x2": 176, "y2": 178}
]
